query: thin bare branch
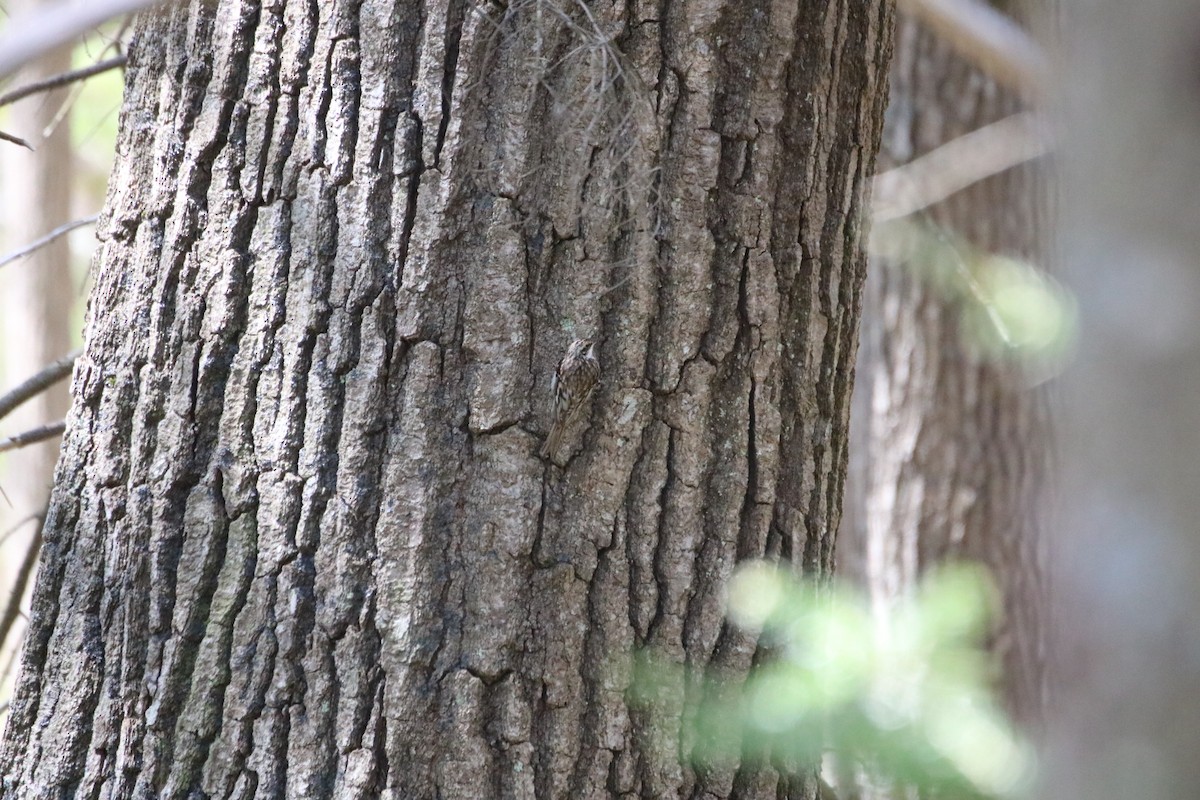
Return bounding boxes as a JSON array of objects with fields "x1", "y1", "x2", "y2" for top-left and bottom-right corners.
[
  {"x1": 0, "y1": 213, "x2": 99, "y2": 269},
  {"x1": 872, "y1": 112, "x2": 1050, "y2": 223},
  {"x1": 0, "y1": 129, "x2": 32, "y2": 149},
  {"x1": 0, "y1": 0, "x2": 159, "y2": 80},
  {"x1": 0, "y1": 514, "x2": 39, "y2": 550},
  {"x1": 0, "y1": 54, "x2": 126, "y2": 108},
  {"x1": 0, "y1": 519, "x2": 42, "y2": 672},
  {"x1": 898, "y1": 0, "x2": 1048, "y2": 96},
  {"x1": 0, "y1": 421, "x2": 66, "y2": 454},
  {"x1": 0, "y1": 624, "x2": 27, "y2": 709},
  {"x1": 0, "y1": 349, "x2": 81, "y2": 423}
]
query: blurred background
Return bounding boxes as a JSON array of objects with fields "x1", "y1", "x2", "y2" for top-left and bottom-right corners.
[{"x1": 0, "y1": 2, "x2": 126, "y2": 721}]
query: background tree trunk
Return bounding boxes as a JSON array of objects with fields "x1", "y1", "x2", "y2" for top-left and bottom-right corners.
[
  {"x1": 0, "y1": 0, "x2": 894, "y2": 797},
  {"x1": 0, "y1": 0, "x2": 75, "y2": 725},
  {"x1": 840, "y1": 0, "x2": 1050, "y2": 746}
]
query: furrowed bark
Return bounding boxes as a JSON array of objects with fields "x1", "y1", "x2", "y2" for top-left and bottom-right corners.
[{"x1": 0, "y1": 0, "x2": 894, "y2": 797}]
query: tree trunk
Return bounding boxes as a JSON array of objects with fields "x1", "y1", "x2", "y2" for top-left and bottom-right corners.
[
  {"x1": 840, "y1": 0, "x2": 1050, "y2": 741},
  {"x1": 0, "y1": 0, "x2": 894, "y2": 797}
]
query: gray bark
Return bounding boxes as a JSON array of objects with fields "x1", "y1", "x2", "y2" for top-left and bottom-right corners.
[
  {"x1": 0, "y1": 0, "x2": 894, "y2": 797},
  {"x1": 841, "y1": 1, "x2": 1050, "y2": 739}
]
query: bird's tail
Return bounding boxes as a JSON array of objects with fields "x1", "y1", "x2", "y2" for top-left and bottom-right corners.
[{"x1": 540, "y1": 420, "x2": 565, "y2": 460}]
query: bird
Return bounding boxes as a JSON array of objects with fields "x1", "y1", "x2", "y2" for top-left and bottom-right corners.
[{"x1": 540, "y1": 337, "x2": 601, "y2": 460}]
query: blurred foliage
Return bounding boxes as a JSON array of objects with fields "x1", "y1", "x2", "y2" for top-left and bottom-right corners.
[
  {"x1": 871, "y1": 217, "x2": 1076, "y2": 381},
  {"x1": 633, "y1": 562, "x2": 1033, "y2": 799}
]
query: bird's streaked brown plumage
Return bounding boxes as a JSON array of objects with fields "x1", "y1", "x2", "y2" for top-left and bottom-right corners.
[{"x1": 540, "y1": 338, "x2": 600, "y2": 460}]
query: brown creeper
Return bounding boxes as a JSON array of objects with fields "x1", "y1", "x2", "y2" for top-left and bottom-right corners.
[{"x1": 540, "y1": 338, "x2": 601, "y2": 460}]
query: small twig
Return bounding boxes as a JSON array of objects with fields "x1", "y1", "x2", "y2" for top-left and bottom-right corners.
[
  {"x1": 0, "y1": 213, "x2": 99, "y2": 270},
  {"x1": 0, "y1": 54, "x2": 126, "y2": 108},
  {"x1": 872, "y1": 112, "x2": 1050, "y2": 223},
  {"x1": 596, "y1": 270, "x2": 636, "y2": 300},
  {"x1": 0, "y1": 0, "x2": 160, "y2": 80},
  {"x1": 0, "y1": 514, "x2": 40, "y2": 550},
  {"x1": 0, "y1": 349, "x2": 80, "y2": 423},
  {"x1": 0, "y1": 631, "x2": 23, "y2": 704},
  {"x1": 0, "y1": 421, "x2": 66, "y2": 454},
  {"x1": 0, "y1": 129, "x2": 32, "y2": 149},
  {"x1": 0, "y1": 517, "x2": 43, "y2": 669},
  {"x1": 898, "y1": 0, "x2": 1048, "y2": 97}
]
